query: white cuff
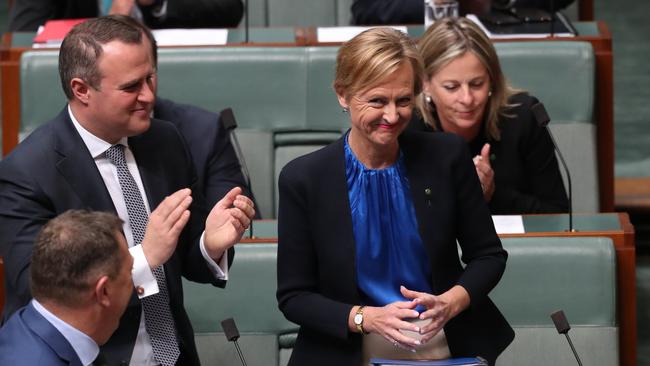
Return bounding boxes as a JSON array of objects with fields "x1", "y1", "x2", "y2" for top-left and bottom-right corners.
[
  {"x1": 129, "y1": 245, "x2": 159, "y2": 298},
  {"x1": 200, "y1": 231, "x2": 229, "y2": 280},
  {"x1": 151, "y1": 0, "x2": 168, "y2": 17}
]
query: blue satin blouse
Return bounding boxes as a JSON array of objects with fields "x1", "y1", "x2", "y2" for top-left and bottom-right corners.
[{"x1": 344, "y1": 136, "x2": 433, "y2": 308}]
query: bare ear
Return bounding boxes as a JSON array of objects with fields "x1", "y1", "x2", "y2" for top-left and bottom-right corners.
[
  {"x1": 94, "y1": 276, "x2": 111, "y2": 307},
  {"x1": 70, "y1": 77, "x2": 91, "y2": 105},
  {"x1": 335, "y1": 87, "x2": 349, "y2": 111}
]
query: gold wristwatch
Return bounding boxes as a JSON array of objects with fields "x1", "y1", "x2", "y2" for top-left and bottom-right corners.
[{"x1": 354, "y1": 306, "x2": 367, "y2": 334}]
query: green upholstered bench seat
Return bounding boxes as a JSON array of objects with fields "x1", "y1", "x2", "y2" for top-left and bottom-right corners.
[
  {"x1": 494, "y1": 236, "x2": 617, "y2": 365},
  {"x1": 181, "y1": 236, "x2": 617, "y2": 366},
  {"x1": 245, "y1": 0, "x2": 353, "y2": 27},
  {"x1": 182, "y1": 243, "x2": 297, "y2": 366},
  {"x1": 495, "y1": 41, "x2": 598, "y2": 213}
]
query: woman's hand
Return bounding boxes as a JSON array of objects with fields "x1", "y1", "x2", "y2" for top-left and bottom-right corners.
[
  {"x1": 349, "y1": 301, "x2": 422, "y2": 350},
  {"x1": 474, "y1": 143, "x2": 495, "y2": 202},
  {"x1": 400, "y1": 285, "x2": 470, "y2": 344}
]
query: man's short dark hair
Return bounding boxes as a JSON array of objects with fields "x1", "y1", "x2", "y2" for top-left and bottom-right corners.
[
  {"x1": 59, "y1": 15, "x2": 154, "y2": 100},
  {"x1": 117, "y1": 14, "x2": 159, "y2": 67},
  {"x1": 31, "y1": 210, "x2": 125, "y2": 306}
]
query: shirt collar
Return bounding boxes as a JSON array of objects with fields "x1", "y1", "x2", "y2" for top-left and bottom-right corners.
[
  {"x1": 68, "y1": 104, "x2": 128, "y2": 158},
  {"x1": 32, "y1": 299, "x2": 99, "y2": 366}
]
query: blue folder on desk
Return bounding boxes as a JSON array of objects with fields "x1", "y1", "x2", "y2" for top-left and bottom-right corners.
[{"x1": 369, "y1": 357, "x2": 487, "y2": 366}]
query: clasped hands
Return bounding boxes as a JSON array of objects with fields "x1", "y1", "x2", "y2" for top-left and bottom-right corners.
[
  {"x1": 141, "y1": 187, "x2": 255, "y2": 268},
  {"x1": 361, "y1": 285, "x2": 470, "y2": 351}
]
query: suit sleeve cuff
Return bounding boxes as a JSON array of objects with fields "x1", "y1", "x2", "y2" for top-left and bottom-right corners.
[
  {"x1": 200, "y1": 231, "x2": 229, "y2": 280},
  {"x1": 129, "y1": 244, "x2": 159, "y2": 298}
]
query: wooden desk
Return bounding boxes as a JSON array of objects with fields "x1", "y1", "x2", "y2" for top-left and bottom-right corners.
[
  {"x1": 0, "y1": 22, "x2": 614, "y2": 211},
  {"x1": 578, "y1": 0, "x2": 594, "y2": 21},
  {"x1": 243, "y1": 213, "x2": 635, "y2": 366},
  {"x1": 616, "y1": 177, "x2": 650, "y2": 214}
]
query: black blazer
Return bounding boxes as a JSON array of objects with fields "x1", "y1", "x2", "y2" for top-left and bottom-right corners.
[
  {"x1": 410, "y1": 93, "x2": 568, "y2": 215},
  {"x1": 9, "y1": 0, "x2": 98, "y2": 31},
  {"x1": 0, "y1": 108, "x2": 227, "y2": 365},
  {"x1": 277, "y1": 129, "x2": 514, "y2": 366},
  {"x1": 154, "y1": 97, "x2": 258, "y2": 214}
]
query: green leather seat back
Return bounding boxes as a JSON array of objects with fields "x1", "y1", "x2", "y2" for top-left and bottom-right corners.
[
  {"x1": 243, "y1": 0, "x2": 268, "y2": 27},
  {"x1": 183, "y1": 243, "x2": 297, "y2": 366},
  {"x1": 305, "y1": 46, "x2": 348, "y2": 131},
  {"x1": 337, "y1": 0, "x2": 353, "y2": 25},
  {"x1": 494, "y1": 236, "x2": 617, "y2": 365},
  {"x1": 157, "y1": 47, "x2": 308, "y2": 131},
  {"x1": 237, "y1": 129, "x2": 275, "y2": 219},
  {"x1": 496, "y1": 41, "x2": 598, "y2": 212},
  {"x1": 268, "y1": 0, "x2": 337, "y2": 26},
  {"x1": 496, "y1": 41, "x2": 594, "y2": 125},
  {"x1": 266, "y1": 0, "x2": 352, "y2": 26},
  {"x1": 20, "y1": 50, "x2": 64, "y2": 140}
]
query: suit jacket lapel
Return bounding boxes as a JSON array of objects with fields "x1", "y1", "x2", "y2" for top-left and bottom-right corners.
[
  {"x1": 326, "y1": 135, "x2": 362, "y2": 301},
  {"x1": 128, "y1": 128, "x2": 167, "y2": 212},
  {"x1": 399, "y1": 131, "x2": 437, "y2": 261},
  {"x1": 23, "y1": 303, "x2": 83, "y2": 366},
  {"x1": 52, "y1": 109, "x2": 115, "y2": 212}
]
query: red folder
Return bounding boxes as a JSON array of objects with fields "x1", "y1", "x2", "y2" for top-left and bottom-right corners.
[{"x1": 33, "y1": 19, "x2": 89, "y2": 44}]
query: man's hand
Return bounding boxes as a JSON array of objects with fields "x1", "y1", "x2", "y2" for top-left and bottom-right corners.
[
  {"x1": 141, "y1": 188, "x2": 192, "y2": 268},
  {"x1": 203, "y1": 187, "x2": 256, "y2": 261}
]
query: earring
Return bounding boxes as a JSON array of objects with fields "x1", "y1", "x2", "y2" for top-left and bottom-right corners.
[
  {"x1": 488, "y1": 91, "x2": 493, "y2": 97},
  {"x1": 425, "y1": 94, "x2": 432, "y2": 104},
  {"x1": 342, "y1": 107, "x2": 349, "y2": 113}
]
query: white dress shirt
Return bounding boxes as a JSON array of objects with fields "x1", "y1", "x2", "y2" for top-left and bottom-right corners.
[{"x1": 68, "y1": 106, "x2": 228, "y2": 365}]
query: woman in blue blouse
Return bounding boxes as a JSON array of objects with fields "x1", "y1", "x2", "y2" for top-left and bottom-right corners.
[{"x1": 276, "y1": 28, "x2": 513, "y2": 366}]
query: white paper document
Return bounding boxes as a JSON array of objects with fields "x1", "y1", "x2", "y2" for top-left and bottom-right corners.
[
  {"x1": 152, "y1": 28, "x2": 228, "y2": 46},
  {"x1": 317, "y1": 26, "x2": 408, "y2": 43},
  {"x1": 491, "y1": 215, "x2": 525, "y2": 234}
]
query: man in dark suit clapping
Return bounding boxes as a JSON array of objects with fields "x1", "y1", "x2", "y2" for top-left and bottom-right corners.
[{"x1": 0, "y1": 15, "x2": 255, "y2": 366}]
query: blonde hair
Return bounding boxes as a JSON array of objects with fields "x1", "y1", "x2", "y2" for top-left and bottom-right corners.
[
  {"x1": 334, "y1": 27, "x2": 424, "y2": 100},
  {"x1": 417, "y1": 17, "x2": 521, "y2": 140}
]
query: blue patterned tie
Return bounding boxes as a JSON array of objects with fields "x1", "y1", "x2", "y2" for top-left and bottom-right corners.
[{"x1": 105, "y1": 144, "x2": 180, "y2": 366}]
